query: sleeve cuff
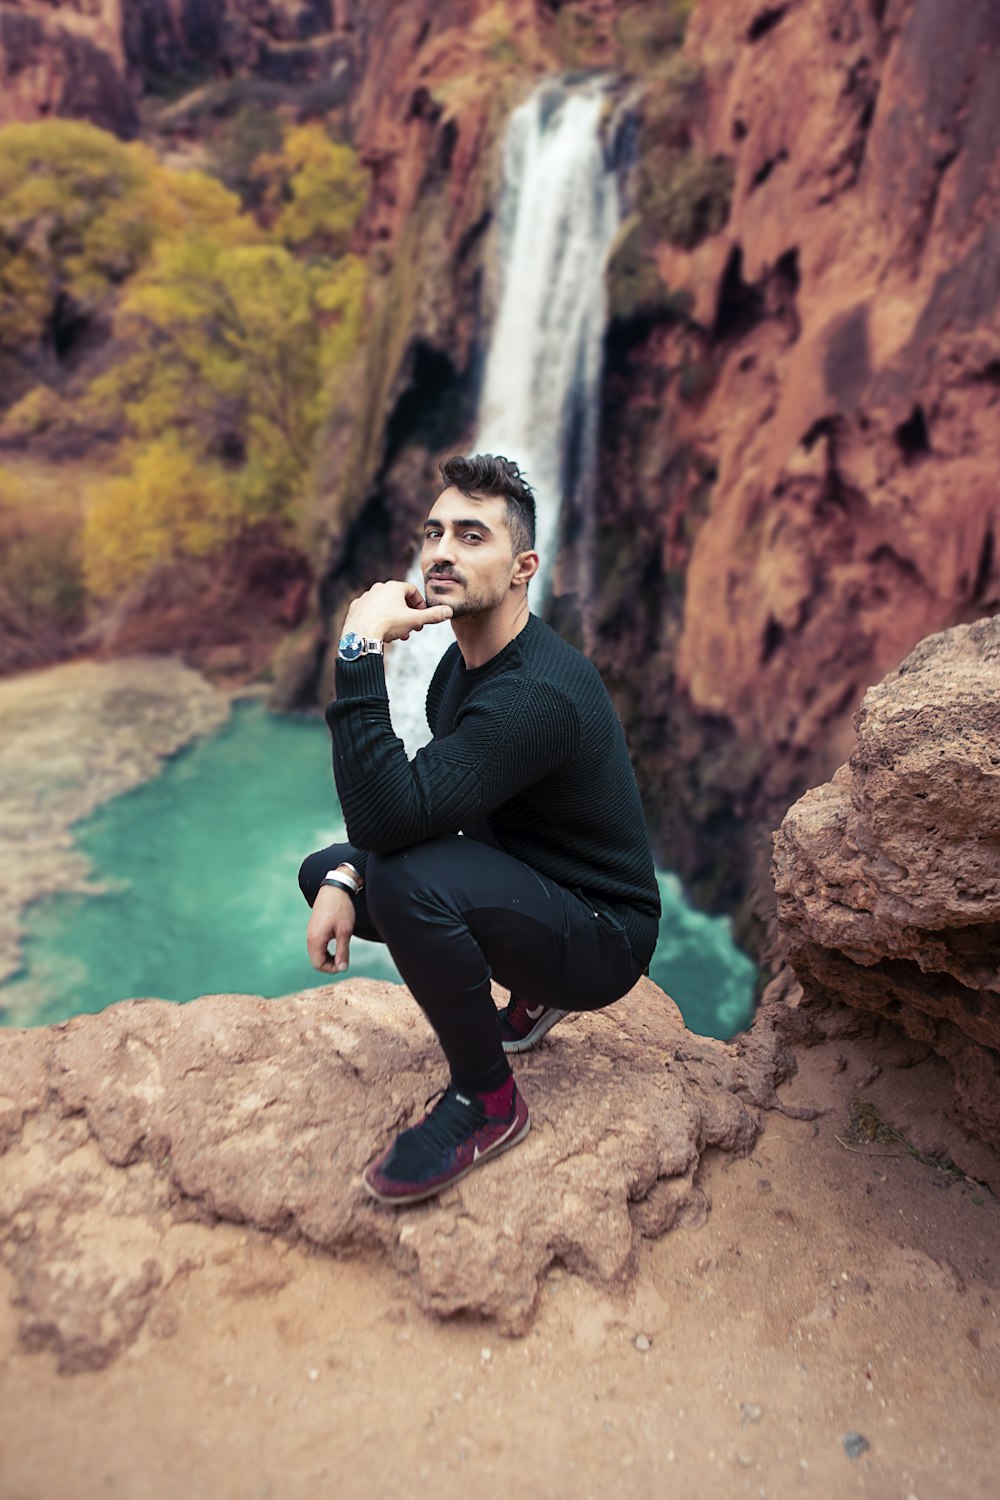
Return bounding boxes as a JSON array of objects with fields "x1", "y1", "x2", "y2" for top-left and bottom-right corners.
[{"x1": 332, "y1": 651, "x2": 388, "y2": 702}]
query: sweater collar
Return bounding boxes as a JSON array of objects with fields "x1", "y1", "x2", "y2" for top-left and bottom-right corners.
[{"x1": 459, "y1": 611, "x2": 539, "y2": 679}]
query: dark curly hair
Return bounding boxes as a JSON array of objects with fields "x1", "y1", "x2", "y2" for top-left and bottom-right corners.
[{"x1": 439, "y1": 453, "x2": 536, "y2": 555}]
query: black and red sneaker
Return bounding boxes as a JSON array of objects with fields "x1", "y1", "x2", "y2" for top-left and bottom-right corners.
[
  {"x1": 363, "y1": 1080, "x2": 530, "y2": 1205},
  {"x1": 499, "y1": 996, "x2": 569, "y2": 1054}
]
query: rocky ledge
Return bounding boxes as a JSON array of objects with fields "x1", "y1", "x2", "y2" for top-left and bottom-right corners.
[
  {"x1": 0, "y1": 976, "x2": 790, "y2": 1371},
  {"x1": 773, "y1": 618, "x2": 1000, "y2": 1187}
]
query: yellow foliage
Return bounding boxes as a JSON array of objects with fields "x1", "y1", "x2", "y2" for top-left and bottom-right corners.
[
  {"x1": 2, "y1": 116, "x2": 372, "y2": 599},
  {"x1": 0, "y1": 385, "x2": 72, "y2": 442},
  {"x1": 150, "y1": 167, "x2": 259, "y2": 247},
  {"x1": 85, "y1": 235, "x2": 369, "y2": 545},
  {"x1": 0, "y1": 462, "x2": 85, "y2": 627},
  {"x1": 0, "y1": 465, "x2": 27, "y2": 509},
  {"x1": 254, "y1": 124, "x2": 367, "y2": 254},
  {"x1": 83, "y1": 440, "x2": 239, "y2": 598},
  {"x1": 0, "y1": 121, "x2": 158, "y2": 349}
]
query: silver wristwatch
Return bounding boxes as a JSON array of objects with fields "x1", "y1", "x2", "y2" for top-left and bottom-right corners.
[{"x1": 337, "y1": 632, "x2": 385, "y2": 662}]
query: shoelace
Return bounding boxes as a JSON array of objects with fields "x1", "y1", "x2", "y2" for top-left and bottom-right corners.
[{"x1": 415, "y1": 1085, "x2": 487, "y2": 1154}]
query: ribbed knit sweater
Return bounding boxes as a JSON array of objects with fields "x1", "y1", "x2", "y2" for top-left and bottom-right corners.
[{"x1": 326, "y1": 612, "x2": 660, "y2": 964}]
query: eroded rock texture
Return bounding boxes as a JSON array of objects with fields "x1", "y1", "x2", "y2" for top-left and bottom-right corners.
[
  {"x1": 596, "y1": 0, "x2": 1000, "y2": 922},
  {"x1": 0, "y1": 977, "x2": 788, "y2": 1368},
  {"x1": 0, "y1": 1, "x2": 137, "y2": 134},
  {"x1": 773, "y1": 618, "x2": 1000, "y2": 1171}
]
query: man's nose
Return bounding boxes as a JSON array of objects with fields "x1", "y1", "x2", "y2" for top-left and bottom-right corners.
[{"x1": 429, "y1": 534, "x2": 456, "y2": 566}]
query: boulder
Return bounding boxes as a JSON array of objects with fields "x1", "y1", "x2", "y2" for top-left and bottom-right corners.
[
  {"x1": 0, "y1": 977, "x2": 788, "y2": 1369},
  {"x1": 773, "y1": 618, "x2": 1000, "y2": 1167}
]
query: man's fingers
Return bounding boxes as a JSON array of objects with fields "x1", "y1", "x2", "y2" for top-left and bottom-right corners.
[{"x1": 335, "y1": 935, "x2": 351, "y2": 973}]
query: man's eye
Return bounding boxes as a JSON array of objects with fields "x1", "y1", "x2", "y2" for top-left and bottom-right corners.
[{"x1": 463, "y1": 532, "x2": 483, "y2": 543}]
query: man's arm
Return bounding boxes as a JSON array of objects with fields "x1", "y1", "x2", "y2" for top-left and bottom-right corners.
[{"x1": 328, "y1": 590, "x2": 579, "y2": 853}]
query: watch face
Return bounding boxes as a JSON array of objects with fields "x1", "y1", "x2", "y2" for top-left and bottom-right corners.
[{"x1": 338, "y1": 631, "x2": 363, "y2": 662}]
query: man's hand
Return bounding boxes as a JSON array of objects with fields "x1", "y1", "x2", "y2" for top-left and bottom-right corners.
[
  {"x1": 342, "y1": 580, "x2": 452, "y2": 644},
  {"x1": 307, "y1": 885, "x2": 356, "y2": 974}
]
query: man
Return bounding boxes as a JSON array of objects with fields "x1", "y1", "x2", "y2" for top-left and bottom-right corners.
[{"x1": 299, "y1": 453, "x2": 660, "y2": 1205}]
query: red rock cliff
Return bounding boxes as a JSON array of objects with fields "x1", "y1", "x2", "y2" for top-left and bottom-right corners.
[{"x1": 595, "y1": 0, "x2": 1000, "y2": 929}]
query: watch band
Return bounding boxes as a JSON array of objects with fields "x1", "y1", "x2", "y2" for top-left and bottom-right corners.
[
  {"x1": 321, "y1": 875, "x2": 358, "y2": 899},
  {"x1": 337, "y1": 631, "x2": 384, "y2": 662}
]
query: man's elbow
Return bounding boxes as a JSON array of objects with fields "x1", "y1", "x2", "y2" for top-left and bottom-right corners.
[{"x1": 342, "y1": 816, "x2": 414, "y2": 855}]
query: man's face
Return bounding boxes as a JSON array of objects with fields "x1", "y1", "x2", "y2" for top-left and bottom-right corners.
[{"x1": 421, "y1": 487, "x2": 521, "y2": 617}]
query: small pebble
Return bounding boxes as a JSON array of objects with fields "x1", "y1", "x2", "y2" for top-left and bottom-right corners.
[
  {"x1": 634, "y1": 1333, "x2": 652, "y2": 1352},
  {"x1": 307, "y1": 1368, "x2": 319, "y2": 1382},
  {"x1": 842, "y1": 1430, "x2": 870, "y2": 1459},
  {"x1": 481, "y1": 1347, "x2": 492, "y2": 1363},
  {"x1": 740, "y1": 1402, "x2": 764, "y2": 1425}
]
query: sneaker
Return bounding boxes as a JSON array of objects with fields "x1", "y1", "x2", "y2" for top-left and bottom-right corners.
[
  {"x1": 363, "y1": 1081, "x2": 530, "y2": 1205},
  {"x1": 499, "y1": 996, "x2": 569, "y2": 1053}
]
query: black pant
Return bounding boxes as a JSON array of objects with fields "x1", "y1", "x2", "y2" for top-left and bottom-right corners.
[{"x1": 298, "y1": 835, "x2": 645, "y2": 1091}]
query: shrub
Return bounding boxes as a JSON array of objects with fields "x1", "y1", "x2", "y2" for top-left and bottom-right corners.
[
  {"x1": 0, "y1": 121, "x2": 159, "y2": 355},
  {"x1": 606, "y1": 215, "x2": 694, "y2": 324},
  {"x1": 615, "y1": 1, "x2": 694, "y2": 74},
  {"x1": 0, "y1": 465, "x2": 85, "y2": 628},
  {"x1": 252, "y1": 125, "x2": 367, "y2": 255},
  {"x1": 0, "y1": 385, "x2": 73, "y2": 442},
  {"x1": 83, "y1": 440, "x2": 239, "y2": 599},
  {"x1": 641, "y1": 148, "x2": 734, "y2": 250}
]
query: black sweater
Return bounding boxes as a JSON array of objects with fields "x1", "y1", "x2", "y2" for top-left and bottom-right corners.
[{"x1": 326, "y1": 613, "x2": 660, "y2": 964}]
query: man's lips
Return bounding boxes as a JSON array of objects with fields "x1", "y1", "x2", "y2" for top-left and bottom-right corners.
[{"x1": 427, "y1": 574, "x2": 462, "y2": 587}]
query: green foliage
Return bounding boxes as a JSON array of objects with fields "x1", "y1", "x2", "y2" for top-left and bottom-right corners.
[
  {"x1": 616, "y1": 1, "x2": 694, "y2": 75},
  {"x1": 631, "y1": 58, "x2": 732, "y2": 253},
  {"x1": 212, "y1": 106, "x2": 285, "y2": 208},
  {"x1": 606, "y1": 215, "x2": 695, "y2": 325},
  {"x1": 82, "y1": 439, "x2": 239, "y2": 599},
  {"x1": 640, "y1": 148, "x2": 733, "y2": 250},
  {"x1": 641, "y1": 56, "x2": 705, "y2": 149}
]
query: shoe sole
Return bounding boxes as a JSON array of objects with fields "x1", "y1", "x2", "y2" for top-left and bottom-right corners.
[
  {"x1": 362, "y1": 1115, "x2": 531, "y2": 1206},
  {"x1": 501, "y1": 1008, "x2": 569, "y2": 1054}
]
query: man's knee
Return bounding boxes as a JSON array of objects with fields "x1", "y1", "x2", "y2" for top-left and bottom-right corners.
[
  {"x1": 366, "y1": 840, "x2": 457, "y2": 932},
  {"x1": 298, "y1": 844, "x2": 354, "y2": 907},
  {"x1": 298, "y1": 851, "x2": 326, "y2": 906}
]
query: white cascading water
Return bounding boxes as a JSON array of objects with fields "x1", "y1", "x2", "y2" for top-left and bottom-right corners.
[{"x1": 387, "y1": 78, "x2": 621, "y2": 754}]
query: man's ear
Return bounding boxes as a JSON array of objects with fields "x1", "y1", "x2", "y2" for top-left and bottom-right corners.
[{"x1": 511, "y1": 550, "x2": 540, "y2": 587}]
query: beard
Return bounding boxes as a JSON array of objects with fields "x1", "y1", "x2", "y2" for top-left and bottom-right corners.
[{"x1": 424, "y1": 570, "x2": 507, "y2": 617}]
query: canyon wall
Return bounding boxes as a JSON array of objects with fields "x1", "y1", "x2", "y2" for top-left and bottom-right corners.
[
  {"x1": 593, "y1": 0, "x2": 1000, "y2": 926},
  {"x1": 3, "y1": 0, "x2": 999, "y2": 946}
]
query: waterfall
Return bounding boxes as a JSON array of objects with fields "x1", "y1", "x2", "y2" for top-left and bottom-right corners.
[{"x1": 387, "y1": 78, "x2": 621, "y2": 754}]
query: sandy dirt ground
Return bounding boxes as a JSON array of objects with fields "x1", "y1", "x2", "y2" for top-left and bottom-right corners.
[{"x1": 1, "y1": 1028, "x2": 997, "y2": 1500}]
